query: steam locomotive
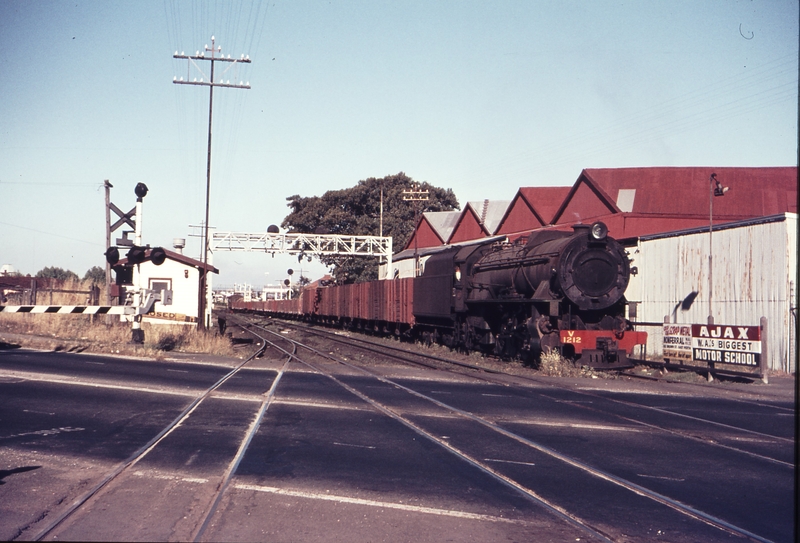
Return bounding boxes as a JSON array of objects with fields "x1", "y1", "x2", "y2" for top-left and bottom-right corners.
[{"x1": 231, "y1": 222, "x2": 647, "y2": 367}]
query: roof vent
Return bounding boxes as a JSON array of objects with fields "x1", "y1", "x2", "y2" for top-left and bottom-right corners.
[{"x1": 616, "y1": 189, "x2": 636, "y2": 212}]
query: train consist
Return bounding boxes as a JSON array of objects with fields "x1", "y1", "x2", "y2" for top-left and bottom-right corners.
[{"x1": 231, "y1": 222, "x2": 647, "y2": 367}]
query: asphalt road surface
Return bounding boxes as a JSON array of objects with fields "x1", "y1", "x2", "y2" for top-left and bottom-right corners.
[{"x1": 0, "y1": 343, "x2": 795, "y2": 542}]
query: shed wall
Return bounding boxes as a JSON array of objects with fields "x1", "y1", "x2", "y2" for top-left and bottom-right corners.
[
  {"x1": 449, "y1": 212, "x2": 487, "y2": 243},
  {"x1": 132, "y1": 258, "x2": 201, "y2": 324},
  {"x1": 629, "y1": 214, "x2": 796, "y2": 372}
]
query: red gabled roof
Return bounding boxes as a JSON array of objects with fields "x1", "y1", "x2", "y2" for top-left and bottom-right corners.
[
  {"x1": 496, "y1": 187, "x2": 571, "y2": 235},
  {"x1": 447, "y1": 205, "x2": 490, "y2": 244},
  {"x1": 553, "y1": 167, "x2": 797, "y2": 224},
  {"x1": 403, "y1": 214, "x2": 448, "y2": 250},
  {"x1": 518, "y1": 187, "x2": 572, "y2": 224}
]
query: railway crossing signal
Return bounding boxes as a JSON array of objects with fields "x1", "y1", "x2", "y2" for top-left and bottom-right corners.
[{"x1": 102, "y1": 182, "x2": 169, "y2": 343}]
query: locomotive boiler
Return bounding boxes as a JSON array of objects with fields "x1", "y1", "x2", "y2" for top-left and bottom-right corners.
[{"x1": 415, "y1": 222, "x2": 646, "y2": 366}]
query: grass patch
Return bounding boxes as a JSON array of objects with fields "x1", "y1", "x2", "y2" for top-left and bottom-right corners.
[
  {"x1": 1, "y1": 279, "x2": 237, "y2": 359},
  {"x1": 0, "y1": 313, "x2": 238, "y2": 359},
  {"x1": 537, "y1": 349, "x2": 601, "y2": 378}
]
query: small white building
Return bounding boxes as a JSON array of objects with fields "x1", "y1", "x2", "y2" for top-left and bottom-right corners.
[{"x1": 118, "y1": 248, "x2": 219, "y2": 327}]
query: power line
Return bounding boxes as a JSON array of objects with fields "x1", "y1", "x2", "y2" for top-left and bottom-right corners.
[
  {"x1": 472, "y1": 54, "x2": 798, "y2": 182},
  {"x1": 0, "y1": 181, "x2": 99, "y2": 187},
  {"x1": 0, "y1": 220, "x2": 101, "y2": 246}
]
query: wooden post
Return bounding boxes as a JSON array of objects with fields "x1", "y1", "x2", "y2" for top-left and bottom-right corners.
[
  {"x1": 760, "y1": 316, "x2": 768, "y2": 384},
  {"x1": 104, "y1": 180, "x2": 112, "y2": 306}
]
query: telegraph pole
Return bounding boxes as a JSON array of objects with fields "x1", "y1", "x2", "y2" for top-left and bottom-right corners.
[
  {"x1": 173, "y1": 37, "x2": 251, "y2": 330},
  {"x1": 402, "y1": 182, "x2": 429, "y2": 277}
]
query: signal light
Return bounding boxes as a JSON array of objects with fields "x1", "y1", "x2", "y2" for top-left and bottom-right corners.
[
  {"x1": 127, "y1": 246, "x2": 147, "y2": 265},
  {"x1": 105, "y1": 247, "x2": 120, "y2": 265},
  {"x1": 284, "y1": 279, "x2": 290, "y2": 286},
  {"x1": 134, "y1": 182, "x2": 149, "y2": 199},
  {"x1": 113, "y1": 264, "x2": 133, "y2": 285},
  {"x1": 150, "y1": 247, "x2": 167, "y2": 266}
]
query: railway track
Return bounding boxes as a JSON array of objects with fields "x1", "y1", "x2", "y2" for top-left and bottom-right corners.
[
  {"x1": 29, "y1": 339, "x2": 277, "y2": 541},
  {"x1": 13, "y1": 315, "x2": 790, "y2": 542},
  {"x1": 235, "y1": 315, "x2": 791, "y2": 542},
  {"x1": 244, "y1": 314, "x2": 793, "y2": 465}
]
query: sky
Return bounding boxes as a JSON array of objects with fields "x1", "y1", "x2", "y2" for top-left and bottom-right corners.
[{"x1": 1, "y1": 0, "x2": 797, "y2": 290}]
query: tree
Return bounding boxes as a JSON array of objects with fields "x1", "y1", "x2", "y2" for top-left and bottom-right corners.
[
  {"x1": 35, "y1": 266, "x2": 79, "y2": 282},
  {"x1": 83, "y1": 266, "x2": 106, "y2": 284},
  {"x1": 282, "y1": 172, "x2": 459, "y2": 283}
]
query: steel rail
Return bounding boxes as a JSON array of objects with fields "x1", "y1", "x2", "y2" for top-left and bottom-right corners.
[
  {"x1": 249, "y1": 318, "x2": 779, "y2": 543},
  {"x1": 293, "y1": 315, "x2": 793, "y2": 466},
  {"x1": 263, "y1": 317, "x2": 505, "y2": 375},
  {"x1": 534, "y1": 392, "x2": 793, "y2": 469},
  {"x1": 244, "y1": 321, "x2": 614, "y2": 543},
  {"x1": 260, "y1": 316, "x2": 793, "y2": 443},
  {"x1": 31, "y1": 340, "x2": 267, "y2": 541},
  {"x1": 192, "y1": 342, "x2": 294, "y2": 542}
]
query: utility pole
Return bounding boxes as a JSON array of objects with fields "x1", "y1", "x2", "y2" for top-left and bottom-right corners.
[
  {"x1": 402, "y1": 182, "x2": 429, "y2": 277},
  {"x1": 707, "y1": 172, "x2": 730, "y2": 326},
  {"x1": 104, "y1": 180, "x2": 113, "y2": 305},
  {"x1": 173, "y1": 37, "x2": 251, "y2": 330}
]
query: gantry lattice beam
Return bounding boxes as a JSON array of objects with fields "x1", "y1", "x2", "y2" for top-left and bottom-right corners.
[{"x1": 210, "y1": 232, "x2": 393, "y2": 279}]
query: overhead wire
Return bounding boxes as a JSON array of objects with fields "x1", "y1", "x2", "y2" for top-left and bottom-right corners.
[
  {"x1": 472, "y1": 53, "x2": 797, "y2": 182},
  {"x1": 163, "y1": 0, "x2": 271, "y2": 231}
]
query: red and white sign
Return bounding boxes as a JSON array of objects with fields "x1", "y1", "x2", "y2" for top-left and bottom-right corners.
[
  {"x1": 691, "y1": 324, "x2": 761, "y2": 366},
  {"x1": 662, "y1": 325, "x2": 692, "y2": 361}
]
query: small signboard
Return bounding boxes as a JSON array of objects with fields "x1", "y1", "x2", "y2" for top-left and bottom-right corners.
[
  {"x1": 691, "y1": 324, "x2": 761, "y2": 366},
  {"x1": 662, "y1": 325, "x2": 692, "y2": 361}
]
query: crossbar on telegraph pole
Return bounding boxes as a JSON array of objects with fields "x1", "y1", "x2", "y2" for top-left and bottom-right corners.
[{"x1": 173, "y1": 36, "x2": 251, "y2": 330}]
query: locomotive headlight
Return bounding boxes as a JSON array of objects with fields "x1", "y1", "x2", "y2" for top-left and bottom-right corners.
[
  {"x1": 454, "y1": 265, "x2": 462, "y2": 282},
  {"x1": 590, "y1": 222, "x2": 608, "y2": 241}
]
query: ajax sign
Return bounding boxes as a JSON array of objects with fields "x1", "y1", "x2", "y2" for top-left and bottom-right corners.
[{"x1": 691, "y1": 324, "x2": 761, "y2": 366}]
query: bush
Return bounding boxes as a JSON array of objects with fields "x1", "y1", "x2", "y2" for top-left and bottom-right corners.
[{"x1": 538, "y1": 349, "x2": 582, "y2": 377}]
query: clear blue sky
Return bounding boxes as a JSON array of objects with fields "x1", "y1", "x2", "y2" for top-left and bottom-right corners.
[{"x1": 1, "y1": 0, "x2": 796, "y2": 288}]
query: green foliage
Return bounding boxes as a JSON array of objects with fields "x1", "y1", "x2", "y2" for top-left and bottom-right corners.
[
  {"x1": 35, "y1": 266, "x2": 79, "y2": 282},
  {"x1": 83, "y1": 266, "x2": 106, "y2": 284},
  {"x1": 282, "y1": 172, "x2": 459, "y2": 283}
]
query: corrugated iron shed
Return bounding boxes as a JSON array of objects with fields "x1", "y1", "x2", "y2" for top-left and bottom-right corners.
[{"x1": 626, "y1": 213, "x2": 797, "y2": 372}]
